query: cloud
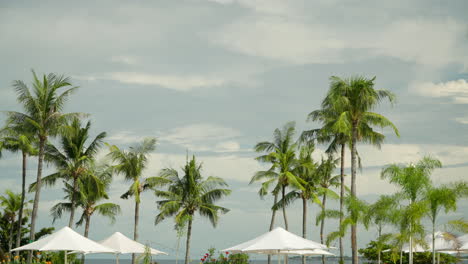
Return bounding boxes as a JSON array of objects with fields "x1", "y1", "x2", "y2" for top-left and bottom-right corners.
[
  {"x1": 455, "y1": 116, "x2": 468, "y2": 125},
  {"x1": 410, "y1": 79, "x2": 468, "y2": 104},
  {"x1": 108, "y1": 72, "x2": 225, "y2": 91},
  {"x1": 210, "y1": 5, "x2": 466, "y2": 67},
  {"x1": 159, "y1": 123, "x2": 243, "y2": 152},
  {"x1": 146, "y1": 153, "x2": 264, "y2": 182},
  {"x1": 107, "y1": 131, "x2": 145, "y2": 144},
  {"x1": 212, "y1": 17, "x2": 344, "y2": 64},
  {"x1": 371, "y1": 19, "x2": 466, "y2": 66},
  {"x1": 110, "y1": 56, "x2": 138, "y2": 65},
  {"x1": 75, "y1": 72, "x2": 226, "y2": 91}
]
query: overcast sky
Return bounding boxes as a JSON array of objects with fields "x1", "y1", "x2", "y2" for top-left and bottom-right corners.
[{"x1": 0, "y1": 0, "x2": 467, "y2": 260}]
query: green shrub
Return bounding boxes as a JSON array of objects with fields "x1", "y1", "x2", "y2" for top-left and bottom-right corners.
[{"x1": 200, "y1": 248, "x2": 249, "y2": 264}]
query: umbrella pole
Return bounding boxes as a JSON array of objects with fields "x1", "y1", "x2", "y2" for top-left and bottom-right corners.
[
  {"x1": 278, "y1": 252, "x2": 280, "y2": 264},
  {"x1": 64, "y1": 251, "x2": 68, "y2": 264},
  {"x1": 437, "y1": 252, "x2": 440, "y2": 264},
  {"x1": 116, "y1": 254, "x2": 120, "y2": 264}
]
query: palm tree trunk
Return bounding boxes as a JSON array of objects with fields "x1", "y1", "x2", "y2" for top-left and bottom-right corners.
[
  {"x1": 28, "y1": 137, "x2": 46, "y2": 264},
  {"x1": 378, "y1": 226, "x2": 382, "y2": 264},
  {"x1": 185, "y1": 218, "x2": 193, "y2": 264},
  {"x1": 281, "y1": 186, "x2": 289, "y2": 264},
  {"x1": 409, "y1": 223, "x2": 413, "y2": 264},
  {"x1": 350, "y1": 123, "x2": 358, "y2": 264},
  {"x1": 9, "y1": 216, "x2": 16, "y2": 252},
  {"x1": 282, "y1": 185, "x2": 289, "y2": 230},
  {"x1": 68, "y1": 176, "x2": 78, "y2": 228},
  {"x1": 302, "y1": 196, "x2": 307, "y2": 264},
  {"x1": 268, "y1": 193, "x2": 279, "y2": 264},
  {"x1": 132, "y1": 200, "x2": 140, "y2": 264},
  {"x1": 432, "y1": 219, "x2": 436, "y2": 264},
  {"x1": 83, "y1": 214, "x2": 91, "y2": 264},
  {"x1": 321, "y1": 193, "x2": 327, "y2": 264},
  {"x1": 339, "y1": 143, "x2": 345, "y2": 264},
  {"x1": 15, "y1": 151, "x2": 27, "y2": 255}
]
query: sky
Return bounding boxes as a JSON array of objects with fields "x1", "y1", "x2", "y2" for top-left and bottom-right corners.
[{"x1": 0, "y1": 0, "x2": 468, "y2": 260}]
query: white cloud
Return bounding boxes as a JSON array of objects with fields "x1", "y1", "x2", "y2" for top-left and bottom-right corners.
[
  {"x1": 210, "y1": 9, "x2": 466, "y2": 67},
  {"x1": 74, "y1": 72, "x2": 226, "y2": 91},
  {"x1": 214, "y1": 141, "x2": 241, "y2": 153},
  {"x1": 107, "y1": 72, "x2": 225, "y2": 91},
  {"x1": 159, "y1": 123, "x2": 243, "y2": 152},
  {"x1": 411, "y1": 79, "x2": 468, "y2": 104},
  {"x1": 107, "y1": 131, "x2": 145, "y2": 144},
  {"x1": 354, "y1": 143, "x2": 468, "y2": 168},
  {"x1": 110, "y1": 55, "x2": 138, "y2": 65},
  {"x1": 212, "y1": 17, "x2": 344, "y2": 64},
  {"x1": 146, "y1": 153, "x2": 264, "y2": 182},
  {"x1": 371, "y1": 19, "x2": 465, "y2": 66},
  {"x1": 455, "y1": 116, "x2": 468, "y2": 125}
]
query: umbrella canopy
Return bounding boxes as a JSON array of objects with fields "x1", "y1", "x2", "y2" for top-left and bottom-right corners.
[
  {"x1": 98, "y1": 232, "x2": 168, "y2": 255},
  {"x1": 11, "y1": 226, "x2": 116, "y2": 253},
  {"x1": 259, "y1": 249, "x2": 334, "y2": 256},
  {"x1": 223, "y1": 227, "x2": 328, "y2": 253}
]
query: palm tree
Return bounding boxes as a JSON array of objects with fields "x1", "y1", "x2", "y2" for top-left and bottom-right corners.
[
  {"x1": 273, "y1": 143, "x2": 322, "y2": 264},
  {"x1": 0, "y1": 190, "x2": 22, "y2": 252},
  {"x1": 51, "y1": 164, "x2": 120, "y2": 264},
  {"x1": 315, "y1": 155, "x2": 340, "y2": 264},
  {"x1": 0, "y1": 124, "x2": 37, "y2": 251},
  {"x1": 321, "y1": 76, "x2": 399, "y2": 264},
  {"x1": 363, "y1": 195, "x2": 399, "y2": 264},
  {"x1": 7, "y1": 70, "x2": 78, "y2": 255},
  {"x1": 251, "y1": 122, "x2": 303, "y2": 231},
  {"x1": 425, "y1": 182, "x2": 468, "y2": 264},
  {"x1": 75, "y1": 169, "x2": 121, "y2": 238},
  {"x1": 381, "y1": 156, "x2": 441, "y2": 264},
  {"x1": 155, "y1": 156, "x2": 231, "y2": 264},
  {"x1": 302, "y1": 108, "x2": 350, "y2": 264},
  {"x1": 108, "y1": 138, "x2": 168, "y2": 264},
  {"x1": 326, "y1": 195, "x2": 369, "y2": 250},
  {"x1": 40, "y1": 117, "x2": 106, "y2": 227}
]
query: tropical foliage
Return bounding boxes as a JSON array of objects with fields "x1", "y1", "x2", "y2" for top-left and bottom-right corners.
[
  {"x1": 0, "y1": 71, "x2": 467, "y2": 264},
  {"x1": 155, "y1": 156, "x2": 231, "y2": 264}
]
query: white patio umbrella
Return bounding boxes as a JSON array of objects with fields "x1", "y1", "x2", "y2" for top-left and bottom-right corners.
[
  {"x1": 260, "y1": 249, "x2": 334, "y2": 256},
  {"x1": 98, "y1": 232, "x2": 168, "y2": 264},
  {"x1": 223, "y1": 227, "x2": 328, "y2": 264},
  {"x1": 11, "y1": 226, "x2": 116, "y2": 264},
  {"x1": 70, "y1": 232, "x2": 168, "y2": 264}
]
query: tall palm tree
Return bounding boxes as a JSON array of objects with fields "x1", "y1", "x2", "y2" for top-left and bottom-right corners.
[
  {"x1": 0, "y1": 190, "x2": 22, "y2": 252},
  {"x1": 7, "y1": 70, "x2": 78, "y2": 256},
  {"x1": 363, "y1": 195, "x2": 399, "y2": 264},
  {"x1": 155, "y1": 156, "x2": 231, "y2": 264},
  {"x1": 108, "y1": 138, "x2": 168, "y2": 264},
  {"x1": 381, "y1": 156, "x2": 441, "y2": 264},
  {"x1": 315, "y1": 156, "x2": 340, "y2": 264},
  {"x1": 273, "y1": 143, "x2": 322, "y2": 264},
  {"x1": 0, "y1": 124, "x2": 37, "y2": 251},
  {"x1": 425, "y1": 182, "x2": 468, "y2": 264},
  {"x1": 302, "y1": 109, "x2": 350, "y2": 264},
  {"x1": 251, "y1": 122, "x2": 303, "y2": 231},
  {"x1": 75, "y1": 168, "x2": 121, "y2": 238},
  {"x1": 322, "y1": 76, "x2": 399, "y2": 264},
  {"x1": 39, "y1": 117, "x2": 106, "y2": 227},
  {"x1": 50, "y1": 164, "x2": 120, "y2": 264}
]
